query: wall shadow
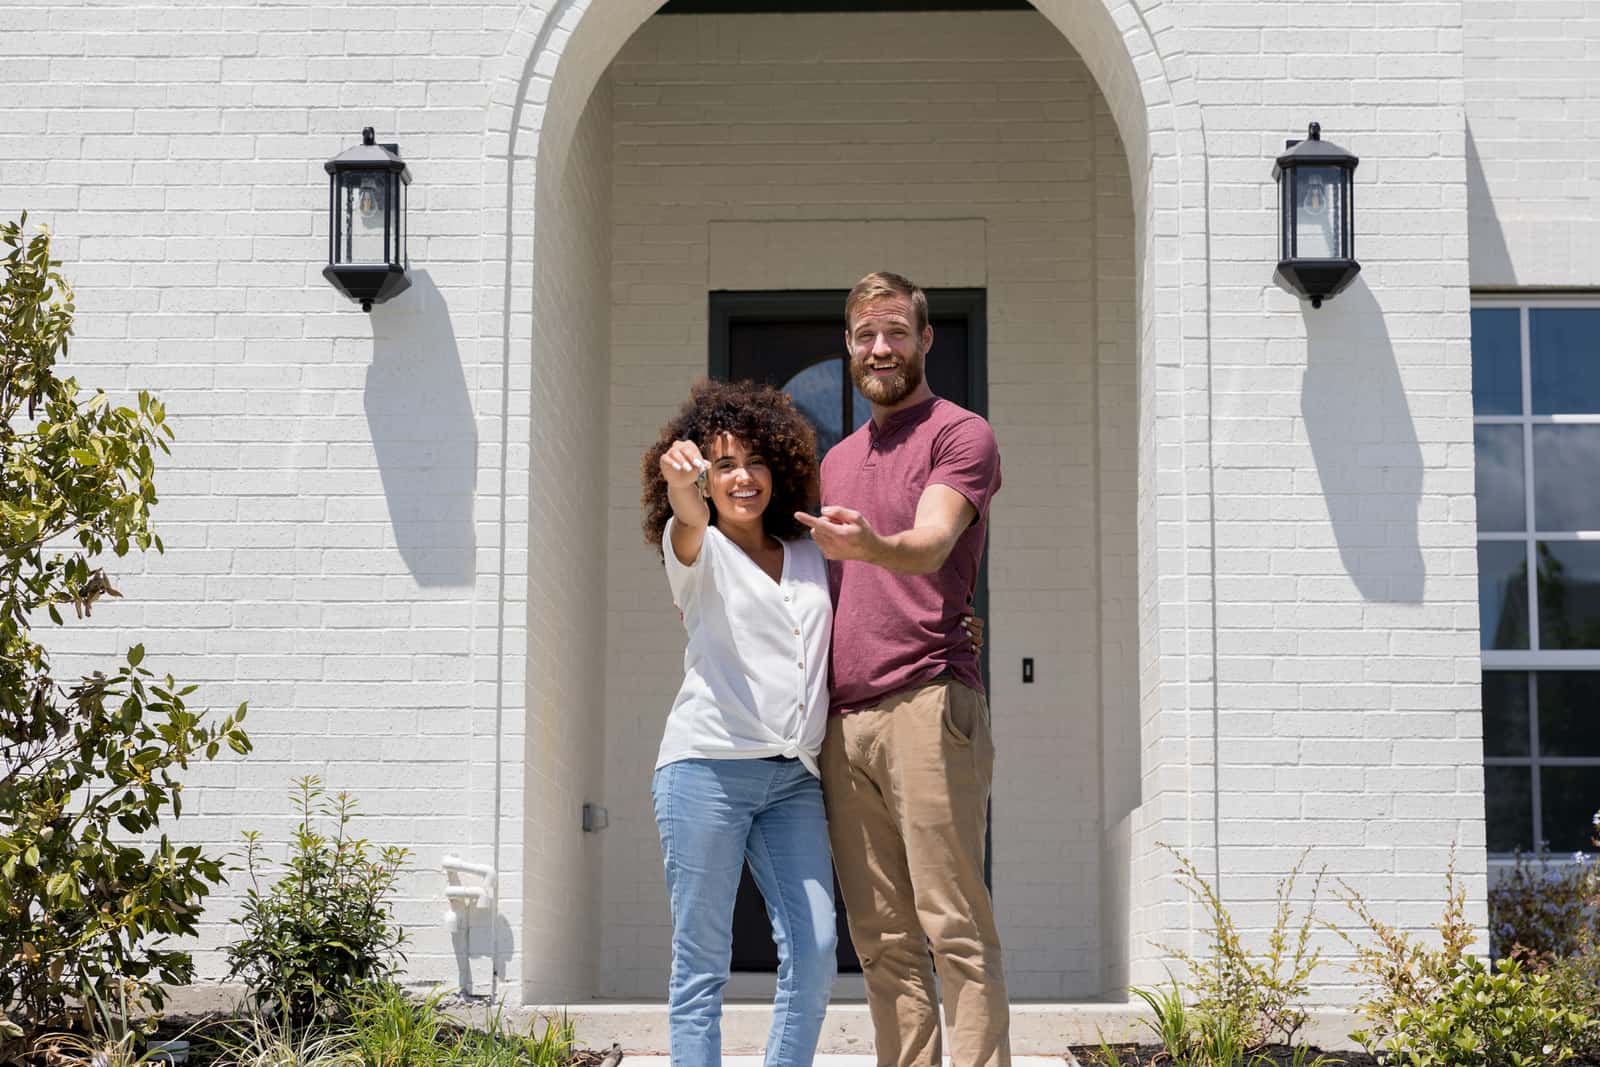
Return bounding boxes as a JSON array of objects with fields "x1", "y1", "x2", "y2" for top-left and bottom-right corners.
[
  {"x1": 450, "y1": 906, "x2": 515, "y2": 998},
  {"x1": 1301, "y1": 278, "x2": 1425, "y2": 603},
  {"x1": 367, "y1": 271, "x2": 478, "y2": 586},
  {"x1": 1466, "y1": 120, "x2": 1517, "y2": 288}
]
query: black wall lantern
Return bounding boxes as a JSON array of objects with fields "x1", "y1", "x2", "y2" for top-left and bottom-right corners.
[
  {"x1": 1273, "y1": 123, "x2": 1359, "y2": 308},
  {"x1": 324, "y1": 127, "x2": 411, "y2": 312}
]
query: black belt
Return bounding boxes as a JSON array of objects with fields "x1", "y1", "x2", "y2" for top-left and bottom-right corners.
[{"x1": 760, "y1": 754, "x2": 799, "y2": 763}]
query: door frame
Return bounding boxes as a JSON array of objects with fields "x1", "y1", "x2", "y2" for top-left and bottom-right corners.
[{"x1": 708, "y1": 288, "x2": 987, "y2": 421}]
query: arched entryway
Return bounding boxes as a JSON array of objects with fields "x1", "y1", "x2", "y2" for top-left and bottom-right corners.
[{"x1": 483, "y1": 0, "x2": 1216, "y2": 1005}]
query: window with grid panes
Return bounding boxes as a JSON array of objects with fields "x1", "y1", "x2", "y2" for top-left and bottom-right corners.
[{"x1": 1474, "y1": 303, "x2": 1600, "y2": 854}]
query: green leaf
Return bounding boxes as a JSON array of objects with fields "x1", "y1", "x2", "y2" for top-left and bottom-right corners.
[{"x1": 128, "y1": 643, "x2": 145, "y2": 667}]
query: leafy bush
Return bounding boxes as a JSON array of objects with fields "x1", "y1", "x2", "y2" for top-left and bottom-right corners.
[
  {"x1": 1488, "y1": 841, "x2": 1599, "y2": 962},
  {"x1": 1160, "y1": 845, "x2": 1325, "y2": 1048},
  {"x1": 1336, "y1": 852, "x2": 1598, "y2": 1066},
  {"x1": 225, "y1": 777, "x2": 411, "y2": 1027},
  {"x1": 0, "y1": 214, "x2": 251, "y2": 1046}
]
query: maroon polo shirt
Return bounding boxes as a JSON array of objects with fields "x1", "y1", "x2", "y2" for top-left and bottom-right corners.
[{"x1": 821, "y1": 395, "x2": 1001, "y2": 715}]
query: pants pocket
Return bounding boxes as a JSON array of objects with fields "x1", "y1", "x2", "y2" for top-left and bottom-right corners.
[{"x1": 940, "y1": 683, "x2": 977, "y2": 745}]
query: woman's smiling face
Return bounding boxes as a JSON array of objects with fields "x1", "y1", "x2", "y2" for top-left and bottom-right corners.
[{"x1": 705, "y1": 432, "x2": 772, "y2": 524}]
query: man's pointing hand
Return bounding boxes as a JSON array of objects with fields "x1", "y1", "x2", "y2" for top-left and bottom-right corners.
[{"x1": 794, "y1": 506, "x2": 882, "y2": 562}]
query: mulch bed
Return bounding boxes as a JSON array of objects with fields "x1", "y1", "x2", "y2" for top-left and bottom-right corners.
[
  {"x1": 1074, "y1": 1046, "x2": 1600, "y2": 1067},
  {"x1": 1072, "y1": 1044, "x2": 1381, "y2": 1067}
]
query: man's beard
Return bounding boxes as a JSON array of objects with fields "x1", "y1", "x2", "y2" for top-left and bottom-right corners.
[{"x1": 851, "y1": 351, "x2": 925, "y2": 407}]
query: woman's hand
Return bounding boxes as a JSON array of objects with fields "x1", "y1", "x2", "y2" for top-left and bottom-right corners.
[
  {"x1": 961, "y1": 614, "x2": 985, "y2": 650},
  {"x1": 660, "y1": 439, "x2": 709, "y2": 490}
]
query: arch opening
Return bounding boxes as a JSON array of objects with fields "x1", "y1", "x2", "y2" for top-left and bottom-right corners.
[{"x1": 493, "y1": 0, "x2": 1208, "y2": 1003}]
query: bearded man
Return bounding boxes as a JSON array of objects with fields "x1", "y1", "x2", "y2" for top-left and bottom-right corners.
[{"x1": 794, "y1": 271, "x2": 1008, "y2": 1067}]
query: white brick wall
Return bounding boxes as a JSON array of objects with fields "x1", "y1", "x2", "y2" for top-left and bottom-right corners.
[
  {"x1": 1464, "y1": 0, "x2": 1600, "y2": 286},
  {"x1": 0, "y1": 0, "x2": 1503, "y2": 1008}
]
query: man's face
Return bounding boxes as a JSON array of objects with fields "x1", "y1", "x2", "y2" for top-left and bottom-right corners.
[{"x1": 846, "y1": 295, "x2": 931, "y2": 408}]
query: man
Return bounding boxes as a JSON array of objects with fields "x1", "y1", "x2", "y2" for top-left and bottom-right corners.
[{"x1": 794, "y1": 271, "x2": 1008, "y2": 1067}]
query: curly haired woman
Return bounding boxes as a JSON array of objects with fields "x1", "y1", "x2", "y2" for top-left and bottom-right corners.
[{"x1": 639, "y1": 378, "x2": 836, "y2": 1067}]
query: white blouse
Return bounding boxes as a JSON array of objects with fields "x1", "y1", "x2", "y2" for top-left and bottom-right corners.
[{"x1": 657, "y1": 518, "x2": 834, "y2": 777}]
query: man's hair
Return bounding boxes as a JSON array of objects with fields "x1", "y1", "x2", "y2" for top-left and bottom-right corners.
[
  {"x1": 640, "y1": 378, "x2": 818, "y2": 557},
  {"x1": 845, "y1": 271, "x2": 929, "y2": 335}
]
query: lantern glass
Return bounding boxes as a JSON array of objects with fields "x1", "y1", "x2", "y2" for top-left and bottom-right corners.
[
  {"x1": 1291, "y1": 164, "x2": 1345, "y2": 260},
  {"x1": 337, "y1": 171, "x2": 391, "y2": 265}
]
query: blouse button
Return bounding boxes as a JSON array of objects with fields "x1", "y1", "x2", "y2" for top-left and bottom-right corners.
[{"x1": 792, "y1": 627, "x2": 800, "y2": 636}]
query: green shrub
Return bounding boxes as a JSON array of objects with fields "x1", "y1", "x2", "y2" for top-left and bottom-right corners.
[
  {"x1": 0, "y1": 214, "x2": 251, "y2": 1048},
  {"x1": 1160, "y1": 845, "x2": 1325, "y2": 1048},
  {"x1": 1336, "y1": 852, "x2": 1598, "y2": 1066},
  {"x1": 224, "y1": 777, "x2": 411, "y2": 1027},
  {"x1": 1488, "y1": 842, "x2": 1598, "y2": 961}
]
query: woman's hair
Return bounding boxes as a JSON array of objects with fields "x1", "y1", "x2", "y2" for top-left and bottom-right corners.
[{"x1": 641, "y1": 378, "x2": 818, "y2": 555}]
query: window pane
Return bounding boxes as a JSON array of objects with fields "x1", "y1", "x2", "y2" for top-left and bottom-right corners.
[
  {"x1": 1471, "y1": 307, "x2": 1521, "y2": 416},
  {"x1": 1483, "y1": 672, "x2": 1530, "y2": 757},
  {"x1": 1486, "y1": 764, "x2": 1533, "y2": 853},
  {"x1": 1540, "y1": 766, "x2": 1600, "y2": 852},
  {"x1": 1536, "y1": 672, "x2": 1600, "y2": 757},
  {"x1": 783, "y1": 359, "x2": 845, "y2": 457},
  {"x1": 1533, "y1": 425, "x2": 1600, "y2": 531},
  {"x1": 1538, "y1": 541, "x2": 1600, "y2": 649},
  {"x1": 1479, "y1": 541, "x2": 1531, "y2": 650},
  {"x1": 1532, "y1": 308, "x2": 1600, "y2": 415},
  {"x1": 1474, "y1": 425, "x2": 1525, "y2": 532}
]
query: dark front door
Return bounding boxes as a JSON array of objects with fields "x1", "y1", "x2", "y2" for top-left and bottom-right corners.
[{"x1": 708, "y1": 289, "x2": 988, "y2": 974}]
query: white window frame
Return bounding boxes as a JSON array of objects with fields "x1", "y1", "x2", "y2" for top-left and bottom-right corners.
[{"x1": 1474, "y1": 294, "x2": 1600, "y2": 858}]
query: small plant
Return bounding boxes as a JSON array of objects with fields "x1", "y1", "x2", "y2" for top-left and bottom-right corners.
[
  {"x1": 343, "y1": 983, "x2": 577, "y2": 1067},
  {"x1": 33, "y1": 979, "x2": 187, "y2": 1067},
  {"x1": 344, "y1": 982, "x2": 447, "y2": 1067},
  {"x1": 224, "y1": 777, "x2": 411, "y2": 1027},
  {"x1": 1335, "y1": 849, "x2": 1598, "y2": 1066},
  {"x1": 1131, "y1": 980, "x2": 1191, "y2": 1062},
  {"x1": 206, "y1": 1012, "x2": 360, "y2": 1067},
  {"x1": 1160, "y1": 845, "x2": 1325, "y2": 1048}
]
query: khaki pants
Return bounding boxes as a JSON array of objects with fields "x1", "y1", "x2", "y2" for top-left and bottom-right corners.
[{"x1": 821, "y1": 678, "x2": 1010, "y2": 1067}]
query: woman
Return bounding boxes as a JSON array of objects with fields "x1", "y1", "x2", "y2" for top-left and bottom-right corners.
[
  {"x1": 641, "y1": 379, "x2": 982, "y2": 1066},
  {"x1": 640, "y1": 378, "x2": 838, "y2": 1067}
]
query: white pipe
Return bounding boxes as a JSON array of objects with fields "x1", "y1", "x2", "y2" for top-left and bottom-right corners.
[
  {"x1": 445, "y1": 885, "x2": 491, "y2": 906},
  {"x1": 442, "y1": 855, "x2": 496, "y2": 882}
]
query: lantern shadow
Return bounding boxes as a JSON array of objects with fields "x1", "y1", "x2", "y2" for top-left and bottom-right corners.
[
  {"x1": 367, "y1": 270, "x2": 478, "y2": 587},
  {"x1": 1300, "y1": 278, "x2": 1426, "y2": 603},
  {"x1": 1466, "y1": 120, "x2": 1516, "y2": 286}
]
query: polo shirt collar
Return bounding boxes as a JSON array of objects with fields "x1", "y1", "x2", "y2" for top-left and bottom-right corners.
[{"x1": 869, "y1": 394, "x2": 939, "y2": 441}]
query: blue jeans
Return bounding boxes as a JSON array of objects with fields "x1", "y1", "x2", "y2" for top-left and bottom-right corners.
[{"x1": 652, "y1": 757, "x2": 838, "y2": 1067}]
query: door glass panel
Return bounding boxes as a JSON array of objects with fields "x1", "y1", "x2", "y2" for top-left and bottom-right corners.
[
  {"x1": 1482, "y1": 671, "x2": 1530, "y2": 757},
  {"x1": 1472, "y1": 307, "x2": 1522, "y2": 416},
  {"x1": 783, "y1": 359, "x2": 845, "y2": 456},
  {"x1": 1485, "y1": 764, "x2": 1533, "y2": 854},
  {"x1": 1474, "y1": 425, "x2": 1525, "y2": 532},
  {"x1": 1538, "y1": 541, "x2": 1600, "y2": 649},
  {"x1": 1533, "y1": 425, "x2": 1600, "y2": 531},
  {"x1": 1478, "y1": 541, "x2": 1530, "y2": 650},
  {"x1": 1532, "y1": 308, "x2": 1600, "y2": 414}
]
